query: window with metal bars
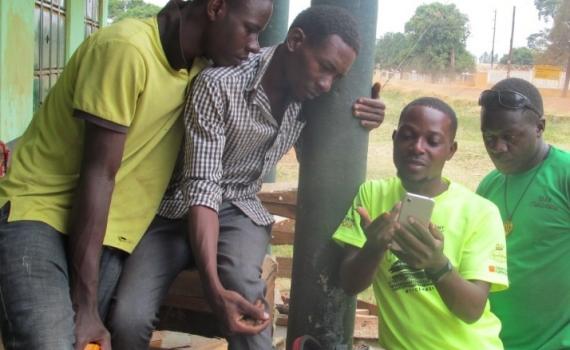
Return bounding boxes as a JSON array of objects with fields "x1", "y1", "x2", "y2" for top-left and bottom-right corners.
[
  {"x1": 33, "y1": 0, "x2": 66, "y2": 112},
  {"x1": 85, "y1": 0, "x2": 101, "y2": 38}
]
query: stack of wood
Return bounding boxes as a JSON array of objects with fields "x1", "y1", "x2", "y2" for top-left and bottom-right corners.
[{"x1": 149, "y1": 331, "x2": 227, "y2": 350}]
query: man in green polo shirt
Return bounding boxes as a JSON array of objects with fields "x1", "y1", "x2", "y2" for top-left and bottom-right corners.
[
  {"x1": 0, "y1": 1, "x2": 274, "y2": 349},
  {"x1": 477, "y1": 78, "x2": 570, "y2": 350}
]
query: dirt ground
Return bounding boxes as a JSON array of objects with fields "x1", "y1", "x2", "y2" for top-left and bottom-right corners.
[{"x1": 385, "y1": 79, "x2": 569, "y2": 116}]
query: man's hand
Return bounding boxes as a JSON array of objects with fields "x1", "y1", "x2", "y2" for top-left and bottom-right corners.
[
  {"x1": 392, "y1": 219, "x2": 447, "y2": 271},
  {"x1": 352, "y1": 96, "x2": 386, "y2": 130},
  {"x1": 73, "y1": 307, "x2": 111, "y2": 350},
  {"x1": 211, "y1": 288, "x2": 270, "y2": 335},
  {"x1": 357, "y1": 205, "x2": 399, "y2": 251}
]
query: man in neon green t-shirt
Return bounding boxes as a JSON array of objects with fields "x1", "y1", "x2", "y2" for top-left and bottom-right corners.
[
  {"x1": 333, "y1": 97, "x2": 508, "y2": 349},
  {"x1": 477, "y1": 78, "x2": 570, "y2": 350},
  {"x1": 0, "y1": 1, "x2": 274, "y2": 349}
]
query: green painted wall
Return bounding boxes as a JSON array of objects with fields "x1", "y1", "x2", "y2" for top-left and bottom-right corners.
[
  {"x1": 66, "y1": 0, "x2": 87, "y2": 60},
  {"x1": 0, "y1": 0, "x2": 35, "y2": 141},
  {"x1": 0, "y1": 0, "x2": 108, "y2": 142}
]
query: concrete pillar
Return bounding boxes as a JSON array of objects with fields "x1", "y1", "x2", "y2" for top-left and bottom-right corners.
[{"x1": 286, "y1": 1, "x2": 378, "y2": 349}]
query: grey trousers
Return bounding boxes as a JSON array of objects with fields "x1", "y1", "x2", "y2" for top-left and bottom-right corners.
[{"x1": 108, "y1": 202, "x2": 273, "y2": 350}]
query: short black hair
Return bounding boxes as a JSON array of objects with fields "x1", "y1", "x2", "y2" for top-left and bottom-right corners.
[
  {"x1": 289, "y1": 5, "x2": 360, "y2": 54},
  {"x1": 399, "y1": 97, "x2": 458, "y2": 140},
  {"x1": 491, "y1": 78, "x2": 544, "y2": 117}
]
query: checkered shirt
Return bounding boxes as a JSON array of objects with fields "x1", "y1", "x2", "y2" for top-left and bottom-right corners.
[{"x1": 158, "y1": 46, "x2": 304, "y2": 225}]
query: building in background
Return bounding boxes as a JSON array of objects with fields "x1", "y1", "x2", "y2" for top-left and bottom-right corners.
[{"x1": 0, "y1": 0, "x2": 109, "y2": 141}]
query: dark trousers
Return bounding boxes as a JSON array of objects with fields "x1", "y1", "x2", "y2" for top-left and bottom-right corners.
[
  {"x1": 0, "y1": 202, "x2": 272, "y2": 350},
  {"x1": 108, "y1": 202, "x2": 273, "y2": 350}
]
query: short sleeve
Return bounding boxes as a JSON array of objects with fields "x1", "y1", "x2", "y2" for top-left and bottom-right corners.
[
  {"x1": 458, "y1": 203, "x2": 509, "y2": 292},
  {"x1": 73, "y1": 40, "x2": 147, "y2": 127},
  {"x1": 332, "y1": 183, "x2": 370, "y2": 248}
]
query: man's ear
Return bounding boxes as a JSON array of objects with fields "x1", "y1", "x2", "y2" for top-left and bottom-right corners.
[
  {"x1": 285, "y1": 27, "x2": 306, "y2": 52},
  {"x1": 537, "y1": 117, "x2": 546, "y2": 137},
  {"x1": 447, "y1": 141, "x2": 458, "y2": 161},
  {"x1": 206, "y1": 0, "x2": 227, "y2": 21},
  {"x1": 391, "y1": 129, "x2": 397, "y2": 141}
]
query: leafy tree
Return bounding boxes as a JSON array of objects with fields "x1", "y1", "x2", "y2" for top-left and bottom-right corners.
[
  {"x1": 109, "y1": 0, "x2": 160, "y2": 22},
  {"x1": 479, "y1": 51, "x2": 499, "y2": 64},
  {"x1": 499, "y1": 47, "x2": 535, "y2": 65},
  {"x1": 546, "y1": 0, "x2": 570, "y2": 96},
  {"x1": 527, "y1": 30, "x2": 550, "y2": 51},
  {"x1": 534, "y1": 0, "x2": 562, "y2": 20},
  {"x1": 375, "y1": 32, "x2": 411, "y2": 70},
  {"x1": 532, "y1": 0, "x2": 570, "y2": 96},
  {"x1": 404, "y1": 2, "x2": 475, "y2": 78}
]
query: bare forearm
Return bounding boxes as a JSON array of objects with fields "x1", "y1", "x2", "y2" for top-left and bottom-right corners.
[
  {"x1": 69, "y1": 175, "x2": 115, "y2": 306},
  {"x1": 340, "y1": 244, "x2": 386, "y2": 295},
  {"x1": 433, "y1": 270, "x2": 490, "y2": 323},
  {"x1": 188, "y1": 206, "x2": 223, "y2": 295},
  {"x1": 68, "y1": 119, "x2": 126, "y2": 309}
]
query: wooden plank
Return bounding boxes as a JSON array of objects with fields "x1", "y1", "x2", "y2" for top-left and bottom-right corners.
[
  {"x1": 355, "y1": 308, "x2": 370, "y2": 315},
  {"x1": 356, "y1": 299, "x2": 379, "y2": 316},
  {"x1": 275, "y1": 313, "x2": 288, "y2": 327},
  {"x1": 276, "y1": 257, "x2": 292, "y2": 279},
  {"x1": 263, "y1": 203, "x2": 297, "y2": 220},
  {"x1": 353, "y1": 315, "x2": 379, "y2": 340},
  {"x1": 149, "y1": 331, "x2": 227, "y2": 350},
  {"x1": 271, "y1": 219, "x2": 295, "y2": 245},
  {"x1": 259, "y1": 183, "x2": 298, "y2": 219}
]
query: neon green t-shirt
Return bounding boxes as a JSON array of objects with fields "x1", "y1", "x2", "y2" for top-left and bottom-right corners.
[
  {"x1": 0, "y1": 17, "x2": 207, "y2": 252},
  {"x1": 333, "y1": 177, "x2": 508, "y2": 350},
  {"x1": 477, "y1": 146, "x2": 570, "y2": 350}
]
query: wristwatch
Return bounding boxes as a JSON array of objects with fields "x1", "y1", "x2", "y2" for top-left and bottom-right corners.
[{"x1": 425, "y1": 259, "x2": 452, "y2": 283}]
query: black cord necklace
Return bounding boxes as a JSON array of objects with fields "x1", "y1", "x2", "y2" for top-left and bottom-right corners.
[{"x1": 503, "y1": 147, "x2": 550, "y2": 236}]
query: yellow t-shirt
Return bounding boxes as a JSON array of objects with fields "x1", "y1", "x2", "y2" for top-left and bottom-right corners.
[
  {"x1": 333, "y1": 177, "x2": 508, "y2": 350},
  {"x1": 0, "y1": 17, "x2": 207, "y2": 252}
]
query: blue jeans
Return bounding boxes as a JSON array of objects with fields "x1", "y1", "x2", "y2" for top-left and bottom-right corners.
[{"x1": 0, "y1": 203, "x2": 124, "y2": 350}]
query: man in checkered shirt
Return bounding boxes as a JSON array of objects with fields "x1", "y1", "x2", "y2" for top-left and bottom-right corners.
[{"x1": 112, "y1": 6, "x2": 386, "y2": 349}]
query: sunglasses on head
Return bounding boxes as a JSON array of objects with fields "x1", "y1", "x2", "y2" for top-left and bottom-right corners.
[{"x1": 478, "y1": 89, "x2": 542, "y2": 117}]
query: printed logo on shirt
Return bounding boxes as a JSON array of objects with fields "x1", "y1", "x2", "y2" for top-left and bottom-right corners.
[
  {"x1": 341, "y1": 217, "x2": 354, "y2": 229},
  {"x1": 531, "y1": 195, "x2": 559, "y2": 211},
  {"x1": 388, "y1": 260, "x2": 435, "y2": 293}
]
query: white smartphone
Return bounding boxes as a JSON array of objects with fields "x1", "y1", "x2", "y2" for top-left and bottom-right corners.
[{"x1": 398, "y1": 192, "x2": 435, "y2": 228}]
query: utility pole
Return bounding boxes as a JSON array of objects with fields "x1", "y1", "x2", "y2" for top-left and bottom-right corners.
[
  {"x1": 490, "y1": 9, "x2": 496, "y2": 69},
  {"x1": 286, "y1": 1, "x2": 378, "y2": 349},
  {"x1": 507, "y1": 6, "x2": 516, "y2": 78}
]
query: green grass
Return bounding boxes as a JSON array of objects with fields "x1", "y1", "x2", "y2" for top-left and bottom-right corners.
[{"x1": 274, "y1": 87, "x2": 570, "y2": 304}]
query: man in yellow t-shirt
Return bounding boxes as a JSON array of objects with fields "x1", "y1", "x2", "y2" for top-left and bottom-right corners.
[
  {"x1": 333, "y1": 97, "x2": 508, "y2": 349},
  {"x1": 0, "y1": 1, "x2": 273, "y2": 349}
]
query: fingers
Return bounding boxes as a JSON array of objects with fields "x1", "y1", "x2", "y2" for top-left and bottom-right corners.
[
  {"x1": 371, "y1": 82, "x2": 381, "y2": 99},
  {"x1": 429, "y1": 222, "x2": 444, "y2": 241},
  {"x1": 359, "y1": 119, "x2": 381, "y2": 130},
  {"x1": 234, "y1": 317, "x2": 271, "y2": 335},
  {"x1": 405, "y1": 218, "x2": 435, "y2": 247},
  {"x1": 353, "y1": 98, "x2": 385, "y2": 118},
  {"x1": 229, "y1": 296, "x2": 270, "y2": 335},
  {"x1": 356, "y1": 207, "x2": 372, "y2": 228}
]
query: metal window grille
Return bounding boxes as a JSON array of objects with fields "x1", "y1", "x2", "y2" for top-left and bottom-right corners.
[
  {"x1": 33, "y1": 0, "x2": 66, "y2": 112},
  {"x1": 85, "y1": 0, "x2": 100, "y2": 37}
]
